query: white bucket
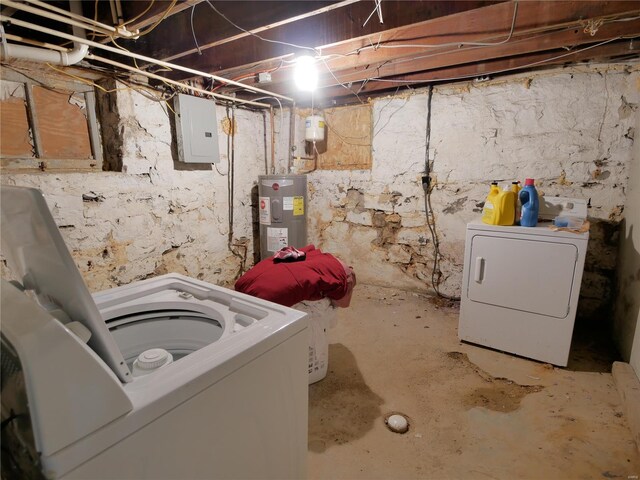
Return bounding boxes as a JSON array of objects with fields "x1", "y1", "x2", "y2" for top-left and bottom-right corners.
[{"x1": 293, "y1": 298, "x2": 337, "y2": 384}]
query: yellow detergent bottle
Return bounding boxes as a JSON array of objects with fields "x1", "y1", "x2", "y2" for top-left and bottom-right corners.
[
  {"x1": 511, "y1": 181, "x2": 521, "y2": 225},
  {"x1": 482, "y1": 181, "x2": 516, "y2": 226}
]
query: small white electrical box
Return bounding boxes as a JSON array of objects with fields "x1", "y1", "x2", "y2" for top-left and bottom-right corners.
[
  {"x1": 257, "y1": 72, "x2": 272, "y2": 84},
  {"x1": 174, "y1": 93, "x2": 220, "y2": 164}
]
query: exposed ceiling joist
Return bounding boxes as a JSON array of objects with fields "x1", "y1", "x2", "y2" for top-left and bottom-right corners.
[
  {"x1": 222, "y1": 1, "x2": 640, "y2": 101},
  {"x1": 1, "y1": 1, "x2": 638, "y2": 106},
  {"x1": 159, "y1": 0, "x2": 361, "y2": 63},
  {"x1": 116, "y1": 0, "x2": 199, "y2": 31},
  {"x1": 305, "y1": 17, "x2": 640, "y2": 88},
  {"x1": 318, "y1": 39, "x2": 640, "y2": 100},
  {"x1": 151, "y1": 0, "x2": 498, "y2": 78}
]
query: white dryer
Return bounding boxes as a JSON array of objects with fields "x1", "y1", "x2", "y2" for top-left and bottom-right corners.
[
  {"x1": 0, "y1": 186, "x2": 309, "y2": 479},
  {"x1": 458, "y1": 219, "x2": 589, "y2": 366}
]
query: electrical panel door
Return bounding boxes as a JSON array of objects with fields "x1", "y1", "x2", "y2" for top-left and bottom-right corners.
[{"x1": 174, "y1": 94, "x2": 220, "y2": 164}]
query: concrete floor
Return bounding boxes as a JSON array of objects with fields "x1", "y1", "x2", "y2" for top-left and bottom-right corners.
[{"x1": 308, "y1": 285, "x2": 640, "y2": 480}]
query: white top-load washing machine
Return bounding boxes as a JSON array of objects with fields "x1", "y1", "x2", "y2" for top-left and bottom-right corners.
[
  {"x1": 458, "y1": 198, "x2": 589, "y2": 366},
  {"x1": 0, "y1": 186, "x2": 309, "y2": 479}
]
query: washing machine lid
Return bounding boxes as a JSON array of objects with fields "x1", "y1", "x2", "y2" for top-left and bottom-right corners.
[{"x1": 0, "y1": 186, "x2": 132, "y2": 383}]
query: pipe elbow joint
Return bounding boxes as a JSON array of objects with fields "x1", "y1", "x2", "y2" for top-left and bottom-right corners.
[{"x1": 61, "y1": 43, "x2": 89, "y2": 66}]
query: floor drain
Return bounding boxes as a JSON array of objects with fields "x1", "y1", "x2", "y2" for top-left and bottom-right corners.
[{"x1": 384, "y1": 412, "x2": 410, "y2": 434}]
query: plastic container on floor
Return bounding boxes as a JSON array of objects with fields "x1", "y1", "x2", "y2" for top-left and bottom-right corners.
[{"x1": 292, "y1": 298, "x2": 337, "y2": 384}]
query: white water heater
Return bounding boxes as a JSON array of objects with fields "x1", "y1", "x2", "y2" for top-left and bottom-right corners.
[{"x1": 258, "y1": 175, "x2": 307, "y2": 260}]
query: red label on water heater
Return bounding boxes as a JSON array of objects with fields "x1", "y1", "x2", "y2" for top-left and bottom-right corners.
[{"x1": 272, "y1": 183, "x2": 279, "y2": 191}]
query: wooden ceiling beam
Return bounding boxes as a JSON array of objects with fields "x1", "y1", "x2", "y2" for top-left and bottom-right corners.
[
  {"x1": 317, "y1": 0, "x2": 640, "y2": 57},
  {"x1": 159, "y1": 1, "x2": 499, "y2": 80},
  {"x1": 319, "y1": 18, "x2": 640, "y2": 85},
  {"x1": 242, "y1": 15, "x2": 640, "y2": 96},
  {"x1": 119, "y1": 0, "x2": 200, "y2": 31},
  {"x1": 159, "y1": 0, "x2": 361, "y2": 63},
  {"x1": 117, "y1": 1, "x2": 349, "y2": 62},
  {"x1": 256, "y1": 1, "x2": 640, "y2": 86},
  {"x1": 314, "y1": 40, "x2": 640, "y2": 101}
]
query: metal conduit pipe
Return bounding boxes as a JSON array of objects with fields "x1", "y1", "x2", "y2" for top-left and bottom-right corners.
[
  {"x1": 0, "y1": 12, "x2": 294, "y2": 102},
  {"x1": 288, "y1": 101, "x2": 296, "y2": 173}
]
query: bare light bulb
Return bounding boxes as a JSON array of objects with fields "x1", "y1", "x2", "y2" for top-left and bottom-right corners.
[{"x1": 293, "y1": 56, "x2": 318, "y2": 92}]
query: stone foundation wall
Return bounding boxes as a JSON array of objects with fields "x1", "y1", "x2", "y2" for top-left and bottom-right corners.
[
  {"x1": 2, "y1": 64, "x2": 637, "y2": 323},
  {"x1": 1, "y1": 81, "x2": 269, "y2": 291},
  {"x1": 287, "y1": 64, "x2": 638, "y2": 321}
]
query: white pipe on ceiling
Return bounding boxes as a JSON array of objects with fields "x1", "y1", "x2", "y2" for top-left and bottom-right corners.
[
  {"x1": 87, "y1": 53, "x2": 270, "y2": 108},
  {"x1": 22, "y1": 0, "x2": 135, "y2": 37},
  {"x1": 3, "y1": 32, "x2": 67, "y2": 51},
  {"x1": 3, "y1": 0, "x2": 114, "y2": 38},
  {"x1": 0, "y1": 41, "x2": 87, "y2": 65},
  {"x1": 0, "y1": 32, "x2": 268, "y2": 107},
  {"x1": 0, "y1": 0, "x2": 88, "y2": 66},
  {"x1": 0, "y1": 9, "x2": 293, "y2": 102}
]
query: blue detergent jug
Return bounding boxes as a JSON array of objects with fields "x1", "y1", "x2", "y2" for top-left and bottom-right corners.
[{"x1": 519, "y1": 178, "x2": 539, "y2": 227}]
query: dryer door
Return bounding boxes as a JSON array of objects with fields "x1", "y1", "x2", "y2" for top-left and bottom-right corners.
[{"x1": 467, "y1": 235, "x2": 578, "y2": 318}]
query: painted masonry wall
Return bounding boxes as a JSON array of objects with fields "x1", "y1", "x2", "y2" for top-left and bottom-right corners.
[
  {"x1": 283, "y1": 64, "x2": 638, "y2": 322},
  {"x1": 1, "y1": 64, "x2": 637, "y2": 328},
  {"x1": 1, "y1": 80, "x2": 271, "y2": 291}
]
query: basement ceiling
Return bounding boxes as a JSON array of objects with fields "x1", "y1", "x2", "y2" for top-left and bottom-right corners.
[{"x1": 2, "y1": 0, "x2": 640, "y2": 107}]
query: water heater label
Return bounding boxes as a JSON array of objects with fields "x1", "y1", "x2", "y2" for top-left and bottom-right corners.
[
  {"x1": 293, "y1": 196, "x2": 304, "y2": 216},
  {"x1": 259, "y1": 196, "x2": 271, "y2": 225},
  {"x1": 267, "y1": 227, "x2": 288, "y2": 251},
  {"x1": 283, "y1": 196, "x2": 294, "y2": 211}
]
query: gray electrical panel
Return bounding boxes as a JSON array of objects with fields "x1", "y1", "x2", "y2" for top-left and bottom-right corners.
[{"x1": 174, "y1": 94, "x2": 220, "y2": 164}]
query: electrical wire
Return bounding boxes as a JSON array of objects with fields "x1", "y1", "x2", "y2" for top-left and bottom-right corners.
[
  {"x1": 310, "y1": 6, "x2": 637, "y2": 91},
  {"x1": 337, "y1": 27, "x2": 565, "y2": 86},
  {"x1": 1, "y1": 62, "x2": 98, "y2": 96},
  {"x1": 323, "y1": 118, "x2": 371, "y2": 147},
  {"x1": 204, "y1": 0, "x2": 319, "y2": 54},
  {"x1": 262, "y1": 110, "x2": 269, "y2": 174},
  {"x1": 372, "y1": 88, "x2": 411, "y2": 138},
  {"x1": 423, "y1": 85, "x2": 460, "y2": 301},
  {"x1": 224, "y1": 104, "x2": 248, "y2": 280},
  {"x1": 135, "y1": 0, "x2": 178, "y2": 37},
  {"x1": 362, "y1": 0, "x2": 383, "y2": 28},
  {"x1": 367, "y1": 0, "x2": 519, "y2": 51},
  {"x1": 361, "y1": 36, "x2": 631, "y2": 87},
  {"x1": 210, "y1": 60, "x2": 284, "y2": 93},
  {"x1": 43, "y1": 61, "x2": 178, "y2": 116},
  {"x1": 89, "y1": 0, "x2": 103, "y2": 41},
  {"x1": 251, "y1": 96, "x2": 285, "y2": 140},
  {"x1": 318, "y1": 55, "x2": 364, "y2": 104},
  {"x1": 106, "y1": 34, "x2": 178, "y2": 93},
  {"x1": 190, "y1": 3, "x2": 202, "y2": 55},
  {"x1": 120, "y1": 0, "x2": 155, "y2": 27}
]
